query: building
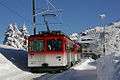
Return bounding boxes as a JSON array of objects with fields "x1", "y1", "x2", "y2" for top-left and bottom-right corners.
[{"x1": 76, "y1": 32, "x2": 93, "y2": 57}]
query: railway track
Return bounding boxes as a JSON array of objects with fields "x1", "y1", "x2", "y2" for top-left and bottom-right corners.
[{"x1": 44, "y1": 74, "x2": 56, "y2": 80}]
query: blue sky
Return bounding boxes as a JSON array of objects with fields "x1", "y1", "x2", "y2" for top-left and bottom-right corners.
[{"x1": 0, "y1": 0, "x2": 120, "y2": 44}]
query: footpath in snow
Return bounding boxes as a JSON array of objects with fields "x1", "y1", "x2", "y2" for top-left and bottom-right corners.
[{"x1": 37, "y1": 58, "x2": 97, "y2": 80}]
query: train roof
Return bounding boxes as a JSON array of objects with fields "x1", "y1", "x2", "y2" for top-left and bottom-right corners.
[
  {"x1": 29, "y1": 30, "x2": 80, "y2": 46},
  {"x1": 29, "y1": 30, "x2": 69, "y2": 38}
]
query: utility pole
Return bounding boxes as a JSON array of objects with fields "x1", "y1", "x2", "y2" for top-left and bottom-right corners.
[
  {"x1": 103, "y1": 15, "x2": 105, "y2": 56},
  {"x1": 33, "y1": 0, "x2": 36, "y2": 35},
  {"x1": 32, "y1": 0, "x2": 62, "y2": 34},
  {"x1": 99, "y1": 14, "x2": 106, "y2": 56}
]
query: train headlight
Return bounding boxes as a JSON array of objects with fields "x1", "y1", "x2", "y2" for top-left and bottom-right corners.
[
  {"x1": 58, "y1": 58, "x2": 61, "y2": 61},
  {"x1": 56, "y1": 56, "x2": 62, "y2": 61}
]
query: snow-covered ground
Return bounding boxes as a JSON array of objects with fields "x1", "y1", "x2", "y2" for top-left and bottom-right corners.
[{"x1": 37, "y1": 58, "x2": 97, "y2": 80}]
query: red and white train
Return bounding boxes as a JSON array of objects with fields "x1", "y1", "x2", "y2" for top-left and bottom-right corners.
[{"x1": 28, "y1": 31, "x2": 81, "y2": 72}]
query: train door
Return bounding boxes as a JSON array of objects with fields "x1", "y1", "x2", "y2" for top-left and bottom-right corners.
[
  {"x1": 66, "y1": 41, "x2": 71, "y2": 66},
  {"x1": 72, "y1": 44, "x2": 75, "y2": 65},
  {"x1": 74, "y1": 44, "x2": 77, "y2": 62},
  {"x1": 77, "y1": 47, "x2": 81, "y2": 61},
  {"x1": 63, "y1": 42, "x2": 68, "y2": 66}
]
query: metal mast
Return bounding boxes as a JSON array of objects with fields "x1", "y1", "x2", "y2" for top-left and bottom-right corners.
[{"x1": 33, "y1": 0, "x2": 36, "y2": 35}]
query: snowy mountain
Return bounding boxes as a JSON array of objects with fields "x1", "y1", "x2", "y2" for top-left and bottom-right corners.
[
  {"x1": 69, "y1": 33, "x2": 80, "y2": 41},
  {"x1": 70, "y1": 20, "x2": 120, "y2": 56}
]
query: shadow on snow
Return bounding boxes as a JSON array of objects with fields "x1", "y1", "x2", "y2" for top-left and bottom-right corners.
[{"x1": 0, "y1": 47, "x2": 29, "y2": 71}]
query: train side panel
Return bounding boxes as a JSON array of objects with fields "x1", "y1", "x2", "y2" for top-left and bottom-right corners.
[{"x1": 28, "y1": 53, "x2": 67, "y2": 67}]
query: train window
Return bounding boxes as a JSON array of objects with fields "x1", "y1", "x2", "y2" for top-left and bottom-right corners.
[
  {"x1": 64, "y1": 43, "x2": 66, "y2": 51},
  {"x1": 77, "y1": 47, "x2": 80, "y2": 52},
  {"x1": 29, "y1": 40, "x2": 44, "y2": 51},
  {"x1": 67, "y1": 41, "x2": 70, "y2": 51},
  {"x1": 47, "y1": 39, "x2": 63, "y2": 51},
  {"x1": 71, "y1": 43, "x2": 74, "y2": 51},
  {"x1": 67, "y1": 41, "x2": 74, "y2": 52}
]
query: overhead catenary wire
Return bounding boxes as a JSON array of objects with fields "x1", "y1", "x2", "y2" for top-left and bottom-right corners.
[
  {"x1": 0, "y1": 0, "x2": 5, "y2": 3},
  {"x1": 46, "y1": 0, "x2": 49, "y2": 10},
  {"x1": 0, "y1": 1, "x2": 33, "y2": 25},
  {"x1": 0, "y1": 0, "x2": 63, "y2": 31}
]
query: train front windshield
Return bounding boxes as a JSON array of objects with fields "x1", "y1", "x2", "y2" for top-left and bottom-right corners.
[
  {"x1": 29, "y1": 40, "x2": 44, "y2": 51},
  {"x1": 47, "y1": 39, "x2": 63, "y2": 51},
  {"x1": 29, "y1": 39, "x2": 63, "y2": 52}
]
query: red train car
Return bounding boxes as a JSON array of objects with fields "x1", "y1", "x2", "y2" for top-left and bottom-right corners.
[{"x1": 28, "y1": 31, "x2": 81, "y2": 72}]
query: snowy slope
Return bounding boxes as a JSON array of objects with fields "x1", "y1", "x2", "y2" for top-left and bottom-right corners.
[
  {"x1": 0, "y1": 44, "x2": 34, "y2": 80},
  {"x1": 0, "y1": 44, "x2": 28, "y2": 70}
]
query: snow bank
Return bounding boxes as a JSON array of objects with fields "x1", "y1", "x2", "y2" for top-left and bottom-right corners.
[
  {"x1": 96, "y1": 52, "x2": 120, "y2": 80},
  {"x1": 0, "y1": 44, "x2": 35, "y2": 80},
  {"x1": 96, "y1": 54, "x2": 114, "y2": 80}
]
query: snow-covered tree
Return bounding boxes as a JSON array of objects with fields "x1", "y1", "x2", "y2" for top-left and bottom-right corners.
[
  {"x1": 83, "y1": 25, "x2": 120, "y2": 56},
  {"x1": 69, "y1": 20, "x2": 120, "y2": 56},
  {"x1": 14, "y1": 24, "x2": 22, "y2": 39},
  {"x1": 20, "y1": 24, "x2": 29, "y2": 38},
  {"x1": 20, "y1": 24, "x2": 29, "y2": 50},
  {"x1": 3, "y1": 24, "x2": 17, "y2": 48},
  {"x1": 3, "y1": 24, "x2": 29, "y2": 50},
  {"x1": 13, "y1": 24, "x2": 23, "y2": 49}
]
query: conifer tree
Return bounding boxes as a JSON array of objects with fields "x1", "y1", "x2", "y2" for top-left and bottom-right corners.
[
  {"x1": 20, "y1": 24, "x2": 29, "y2": 50},
  {"x1": 3, "y1": 24, "x2": 29, "y2": 50},
  {"x1": 13, "y1": 24, "x2": 23, "y2": 49},
  {"x1": 3, "y1": 24, "x2": 17, "y2": 48}
]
